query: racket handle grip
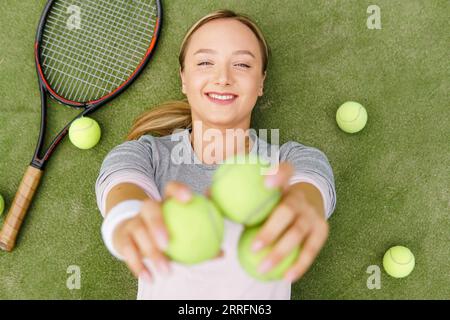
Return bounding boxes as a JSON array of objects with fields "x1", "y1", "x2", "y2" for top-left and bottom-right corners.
[{"x1": 0, "y1": 165, "x2": 43, "y2": 252}]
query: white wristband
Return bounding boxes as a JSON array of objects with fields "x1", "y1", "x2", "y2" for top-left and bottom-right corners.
[{"x1": 101, "y1": 200, "x2": 144, "y2": 261}]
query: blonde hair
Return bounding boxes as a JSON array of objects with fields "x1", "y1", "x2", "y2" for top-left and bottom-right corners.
[{"x1": 127, "y1": 9, "x2": 270, "y2": 140}]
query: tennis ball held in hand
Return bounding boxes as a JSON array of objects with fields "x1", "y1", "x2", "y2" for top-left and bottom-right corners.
[
  {"x1": 162, "y1": 194, "x2": 224, "y2": 265},
  {"x1": 69, "y1": 117, "x2": 101, "y2": 149},
  {"x1": 238, "y1": 226, "x2": 300, "y2": 281},
  {"x1": 383, "y1": 246, "x2": 415, "y2": 278},
  {"x1": 211, "y1": 154, "x2": 281, "y2": 226},
  {"x1": 336, "y1": 101, "x2": 368, "y2": 133}
]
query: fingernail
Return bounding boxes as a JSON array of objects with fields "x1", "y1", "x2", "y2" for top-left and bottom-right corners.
[
  {"x1": 284, "y1": 271, "x2": 296, "y2": 283},
  {"x1": 157, "y1": 260, "x2": 171, "y2": 275},
  {"x1": 179, "y1": 190, "x2": 192, "y2": 202},
  {"x1": 140, "y1": 270, "x2": 153, "y2": 284},
  {"x1": 264, "y1": 175, "x2": 278, "y2": 188},
  {"x1": 258, "y1": 260, "x2": 273, "y2": 274},
  {"x1": 252, "y1": 240, "x2": 264, "y2": 252},
  {"x1": 265, "y1": 166, "x2": 278, "y2": 176},
  {"x1": 156, "y1": 230, "x2": 169, "y2": 250}
]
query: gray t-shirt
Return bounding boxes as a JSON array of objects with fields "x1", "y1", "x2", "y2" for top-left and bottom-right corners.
[{"x1": 95, "y1": 128, "x2": 336, "y2": 299}]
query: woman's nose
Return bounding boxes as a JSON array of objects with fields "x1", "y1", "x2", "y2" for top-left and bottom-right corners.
[{"x1": 214, "y1": 65, "x2": 232, "y2": 86}]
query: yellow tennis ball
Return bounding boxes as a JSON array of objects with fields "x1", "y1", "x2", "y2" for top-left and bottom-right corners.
[
  {"x1": 162, "y1": 194, "x2": 224, "y2": 265},
  {"x1": 238, "y1": 226, "x2": 300, "y2": 281},
  {"x1": 69, "y1": 117, "x2": 101, "y2": 149},
  {"x1": 211, "y1": 154, "x2": 281, "y2": 227},
  {"x1": 336, "y1": 101, "x2": 368, "y2": 133},
  {"x1": 383, "y1": 246, "x2": 415, "y2": 278},
  {"x1": 0, "y1": 194, "x2": 4, "y2": 216}
]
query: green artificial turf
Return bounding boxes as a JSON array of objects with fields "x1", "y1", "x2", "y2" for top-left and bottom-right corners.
[{"x1": 0, "y1": 0, "x2": 449, "y2": 299}]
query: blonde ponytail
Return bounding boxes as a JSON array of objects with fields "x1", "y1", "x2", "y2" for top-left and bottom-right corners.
[{"x1": 126, "y1": 99, "x2": 192, "y2": 140}]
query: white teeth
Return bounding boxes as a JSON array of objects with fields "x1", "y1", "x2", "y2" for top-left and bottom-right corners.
[{"x1": 208, "y1": 93, "x2": 235, "y2": 101}]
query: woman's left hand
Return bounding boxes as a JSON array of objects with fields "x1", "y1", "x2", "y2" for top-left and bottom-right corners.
[{"x1": 251, "y1": 162, "x2": 329, "y2": 283}]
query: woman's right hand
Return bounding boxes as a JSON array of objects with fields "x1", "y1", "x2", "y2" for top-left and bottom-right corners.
[{"x1": 112, "y1": 181, "x2": 193, "y2": 282}]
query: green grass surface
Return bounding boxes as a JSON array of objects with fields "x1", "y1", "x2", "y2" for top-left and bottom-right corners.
[{"x1": 0, "y1": 0, "x2": 449, "y2": 299}]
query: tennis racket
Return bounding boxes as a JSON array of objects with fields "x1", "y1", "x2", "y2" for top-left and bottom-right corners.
[{"x1": 0, "y1": 0, "x2": 162, "y2": 251}]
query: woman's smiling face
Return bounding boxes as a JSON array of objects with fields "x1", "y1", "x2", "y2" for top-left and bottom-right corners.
[{"x1": 180, "y1": 18, "x2": 266, "y2": 129}]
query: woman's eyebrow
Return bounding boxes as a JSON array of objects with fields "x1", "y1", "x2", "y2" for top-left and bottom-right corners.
[{"x1": 194, "y1": 48, "x2": 255, "y2": 58}]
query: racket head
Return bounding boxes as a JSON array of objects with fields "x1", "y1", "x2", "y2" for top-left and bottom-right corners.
[{"x1": 35, "y1": 0, "x2": 162, "y2": 109}]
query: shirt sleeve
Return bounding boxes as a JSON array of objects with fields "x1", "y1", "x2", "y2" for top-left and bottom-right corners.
[
  {"x1": 95, "y1": 135, "x2": 162, "y2": 217},
  {"x1": 279, "y1": 141, "x2": 337, "y2": 219}
]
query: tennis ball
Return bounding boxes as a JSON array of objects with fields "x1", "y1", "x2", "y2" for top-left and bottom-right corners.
[
  {"x1": 383, "y1": 246, "x2": 415, "y2": 278},
  {"x1": 162, "y1": 194, "x2": 224, "y2": 265},
  {"x1": 69, "y1": 117, "x2": 101, "y2": 149},
  {"x1": 238, "y1": 226, "x2": 300, "y2": 281},
  {"x1": 211, "y1": 154, "x2": 281, "y2": 226},
  {"x1": 336, "y1": 101, "x2": 368, "y2": 133},
  {"x1": 0, "y1": 194, "x2": 4, "y2": 216}
]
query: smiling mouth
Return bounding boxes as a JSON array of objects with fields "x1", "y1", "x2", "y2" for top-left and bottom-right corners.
[{"x1": 205, "y1": 92, "x2": 238, "y2": 105}]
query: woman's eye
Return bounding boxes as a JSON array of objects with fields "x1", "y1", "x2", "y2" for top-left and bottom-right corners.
[{"x1": 197, "y1": 62, "x2": 250, "y2": 68}]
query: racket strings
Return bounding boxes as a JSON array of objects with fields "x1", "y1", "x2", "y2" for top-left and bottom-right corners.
[{"x1": 40, "y1": 0, "x2": 158, "y2": 103}]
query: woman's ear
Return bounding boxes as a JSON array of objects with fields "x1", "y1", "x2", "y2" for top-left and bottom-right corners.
[
  {"x1": 179, "y1": 67, "x2": 186, "y2": 94},
  {"x1": 259, "y1": 71, "x2": 267, "y2": 96}
]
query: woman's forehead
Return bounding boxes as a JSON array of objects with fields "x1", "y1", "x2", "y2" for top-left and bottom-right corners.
[{"x1": 187, "y1": 19, "x2": 261, "y2": 58}]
